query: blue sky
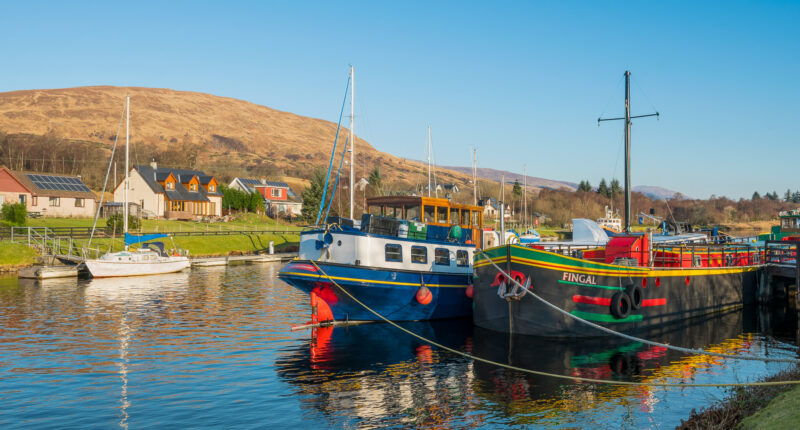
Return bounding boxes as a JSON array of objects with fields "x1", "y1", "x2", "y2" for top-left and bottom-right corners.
[{"x1": 1, "y1": 1, "x2": 798, "y2": 198}]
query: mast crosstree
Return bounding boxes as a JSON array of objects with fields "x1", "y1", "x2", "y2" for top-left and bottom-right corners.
[{"x1": 597, "y1": 70, "x2": 659, "y2": 233}]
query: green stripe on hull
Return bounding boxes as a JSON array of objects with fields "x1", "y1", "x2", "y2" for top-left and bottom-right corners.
[
  {"x1": 558, "y1": 280, "x2": 622, "y2": 291},
  {"x1": 570, "y1": 310, "x2": 643, "y2": 323}
]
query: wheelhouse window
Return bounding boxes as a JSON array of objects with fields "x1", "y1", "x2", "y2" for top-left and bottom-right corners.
[
  {"x1": 450, "y1": 208, "x2": 459, "y2": 224},
  {"x1": 423, "y1": 206, "x2": 435, "y2": 223},
  {"x1": 434, "y1": 248, "x2": 450, "y2": 266},
  {"x1": 436, "y1": 207, "x2": 448, "y2": 223},
  {"x1": 411, "y1": 246, "x2": 427, "y2": 264},
  {"x1": 74, "y1": 198, "x2": 84, "y2": 207},
  {"x1": 49, "y1": 197, "x2": 60, "y2": 207},
  {"x1": 461, "y1": 210, "x2": 470, "y2": 225},
  {"x1": 385, "y1": 244, "x2": 403, "y2": 262},
  {"x1": 405, "y1": 205, "x2": 420, "y2": 221},
  {"x1": 456, "y1": 250, "x2": 469, "y2": 267}
]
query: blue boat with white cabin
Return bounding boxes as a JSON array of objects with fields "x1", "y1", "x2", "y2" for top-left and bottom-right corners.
[{"x1": 278, "y1": 196, "x2": 485, "y2": 322}]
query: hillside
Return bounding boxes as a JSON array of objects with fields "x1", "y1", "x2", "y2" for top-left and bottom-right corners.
[
  {"x1": 443, "y1": 165, "x2": 577, "y2": 191},
  {"x1": 0, "y1": 86, "x2": 474, "y2": 192}
]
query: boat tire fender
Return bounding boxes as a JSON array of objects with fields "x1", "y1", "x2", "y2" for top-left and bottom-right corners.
[
  {"x1": 610, "y1": 291, "x2": 631, "y2": 319},
  {"x1": 626, "y1": 284, "x2": 643, "y2": 310}
]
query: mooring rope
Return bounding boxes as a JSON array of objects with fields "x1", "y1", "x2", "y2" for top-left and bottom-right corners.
[
  {"x1": 307, "y1": 260, "x2": 800, "y2": 388},
  {"x1": 477, "y1": 249, "x2": 800, "y2": 364}
]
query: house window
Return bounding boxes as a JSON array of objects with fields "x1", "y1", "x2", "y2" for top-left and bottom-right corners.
[
  {"x1": 385, "y1": 244, "x2": 402, "y2": 262},
  {"x1": 166, "y1": 181, "x2": 174, "y2": 190},
  {"x1": 74, "y1": 198, "x2": 84, "y2": 207},
  {"x1": 19, "y1": 195, "x2": 26, "y2": 205},
  {"x1": 271, "y1": 188, "x2": 281, "y2": 198},
  {"x1": 434, "y1": 248, "x2": 450, "y2": 266},
  {"x1": 411, "y1": 246, "x2": 427, "y2": 264},
  {"x1": 190, "y1": 183, "x2": 197, "y2": 191},
  {"x1": 49, "y1": 197, "x2": 60, "y2": 207},
  {"x1": 209, "y1": 185, "x2": 216, "y2": 192},
  {"x1": 456, "y1": 250, "x2": 469, "y2": 267},
  {"x1": 32, "y1": 196, "x2": 37, "y2": 206}
]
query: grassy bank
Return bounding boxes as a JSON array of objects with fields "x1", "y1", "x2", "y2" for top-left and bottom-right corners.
[
  {"x1": 23, "y1": 213, "x2": 304, "y2": 233},
  {"x1": 77, "y1": 232, "x2": 299, "y2": 257},
  {"x1": 680, "y1": 366, "x2": 800, "y2": 429},
  {"x1": 0, "y1": 241, "x2": 38, "y2": 270}
]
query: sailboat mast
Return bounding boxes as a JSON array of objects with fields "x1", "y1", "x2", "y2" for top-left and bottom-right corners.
[
  {"x1": 623, "y1": 71, "x2": 631, "y2": 233},
  {"x1": 349, "y1": 65, "x2": 355, "y2": 219},
  {"x1": 472, "y1": 147, "x2": 477, "y2": 205},
  {"x1": 523, "y1": 164, "x2": 527, "y2": 229},
  {"x1": 124, "y1": 94, "x2": 130, "y2": 243},
  {"x1": 427, "y1": 125, "x2": 432, "y2": 197}
]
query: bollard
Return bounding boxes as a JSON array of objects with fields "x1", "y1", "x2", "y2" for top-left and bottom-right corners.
[{"x1": 269, "y1": 241, "x2": 274, "y2": 254}]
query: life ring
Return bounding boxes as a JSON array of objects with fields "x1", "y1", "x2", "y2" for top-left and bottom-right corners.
[
  {"x1": 626, "y1": 284, "x2": 644, "y2": 310},
  {"x1": 610, "y1": 291, "x2": 631, "y2": 319}
]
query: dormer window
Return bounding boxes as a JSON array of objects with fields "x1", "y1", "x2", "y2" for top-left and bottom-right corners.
[
  {"x1": 190, "y1": 183, "x2": 197, "y2": 191},
  {"x1": 209, "y1": 185, "x2": 216, "y2": 192},
  {"x1": 166, "y1": 181, "x2": 174, "y2": 190}
]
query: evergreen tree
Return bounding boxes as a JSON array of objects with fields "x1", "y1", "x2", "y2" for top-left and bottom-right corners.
[
  {"x1": 752, "y1": 191, "x2": 761, "y2": 200},
  {"x1": 512, "y1": 180, "x2": 522, "y2": 197},
  {"x1": 368, "y1": 167, "x2": 383, "y2": 196},
  {"x1": 793, "y1": 191, "x2": 800, "y2": 204},
  {"x1": 301, "y1": 168, "x2": 329, "y2": 222},
  {"x1": 786, "y1": 189, "x2": 792, "y2": 202},
  {"x1": 577, "y1": 180, "x2": 592, "y2": 192},
  {"x1": 597, "y1": 178, "x2": 609, "y2": 197},
  {"x1": 610, "y1": 178, "x2": 622, "y2": 195}
]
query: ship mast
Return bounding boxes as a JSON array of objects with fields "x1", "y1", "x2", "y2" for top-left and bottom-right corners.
[
  {"x1": 598, "y1": 71, "x2": 658, "y2": 233},
  {"x1": 349, "y1": 65, "x2": 355, "y2": 219},
  {"x1": 427, "y1": 125, "x2": 432, "y2": 197},
  {"x1": 123, "y1": 94, "x2": 130, "y2": 248}
]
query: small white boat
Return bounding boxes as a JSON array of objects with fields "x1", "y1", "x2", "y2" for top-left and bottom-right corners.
[
  {"x1": 84, "y1": 246, "x2": 189, "y2": 278},
  {"x1": 519, "y1": 228, "x2": 540, "y2": 244},
  {"x1": 84, "y1": 95, "x2": 189, "y2": 278}
]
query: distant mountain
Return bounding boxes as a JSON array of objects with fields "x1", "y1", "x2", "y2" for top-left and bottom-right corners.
[
  {"x1": 442, "y1": 166, "x2": 577, "y2": 191},
  {"x1": 444, "y1": 165, "x2": 683, "y2": 199},
  {"x1": 632, "y1": 185, "x2": 681, "y2": 200}
]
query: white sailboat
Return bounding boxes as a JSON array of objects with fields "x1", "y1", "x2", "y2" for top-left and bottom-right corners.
[{"x1": 84, "y1": 95, "x2": 190, "y2": 278}]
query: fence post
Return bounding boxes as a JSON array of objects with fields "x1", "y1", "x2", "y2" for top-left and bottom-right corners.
[{"x1": 28, "y1": 227, "x2": 31, "y2": 247}]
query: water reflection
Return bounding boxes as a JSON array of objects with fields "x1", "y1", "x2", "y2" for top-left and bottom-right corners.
[
  {"x1": 0, "y1": 266, "x2": 797, "y2": 429},
  {"x1": 278, "y1": 307, "x2": 798, "y2": 428}
]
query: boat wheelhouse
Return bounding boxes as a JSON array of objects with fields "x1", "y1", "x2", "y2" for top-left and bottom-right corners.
[
  {"x1": 279, "y1": 196, "x2": 484, "y2": 322},
  {"x1": 759, "y1": 209, "x2": 800, "y2": 241}
]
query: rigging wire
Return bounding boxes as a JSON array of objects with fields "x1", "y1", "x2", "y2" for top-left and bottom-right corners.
[
  {"x1": 88, "y1": 102, "x2": 126, "y2": 247},
  {"x1": 308, "y1": 259, "x2": 800, "y2": 388},
  {"x1": 477, "y1": 250, "x2": 800, "y2": 364},
  {"x1": 315, "y1": 75, "x2": 351, "y2": 226}
]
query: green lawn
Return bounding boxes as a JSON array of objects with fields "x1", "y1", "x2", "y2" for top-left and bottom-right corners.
[
  {"x1": 738, "y1": 385, "x2": 800, "y2": 429},
  {"x1": 0, "y1": 241, "x2": 38, "y2": 268},
  {"x1": 23, "y1": 213, "x2": 304, "y2": 233},
  {"x1": 73, "y1": 232, "x2": 300, "y2": 258}
]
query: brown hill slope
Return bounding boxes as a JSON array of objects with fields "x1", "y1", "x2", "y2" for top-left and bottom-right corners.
[{"x1": 0, "y1": 86, "x2": 474, "y2": 193}]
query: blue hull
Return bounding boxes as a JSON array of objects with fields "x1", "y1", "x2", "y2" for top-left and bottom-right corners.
[{"x1": 278, "y1": 260, "x2": 473, "y2": 321}]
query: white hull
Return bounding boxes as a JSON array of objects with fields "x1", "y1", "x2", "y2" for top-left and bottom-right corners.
[{"x1": 84, "y1": 257, "x2": 190, "y2": 278}]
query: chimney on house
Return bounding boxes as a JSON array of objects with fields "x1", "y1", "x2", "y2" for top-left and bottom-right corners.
[
  {"x1": 260, "y1": 177, "x2": 266, "y2": 185},
  {"x1": 150, "y1": 159, "x2": 157, "y2": 170}
]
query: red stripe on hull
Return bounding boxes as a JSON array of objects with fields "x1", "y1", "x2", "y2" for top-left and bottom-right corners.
[
  {"x1": 642, "y1": 298, "x2": 667, "y2": 307},
  {"x1": 572, "y1": 295, "x2": 611, "y2": 306}
]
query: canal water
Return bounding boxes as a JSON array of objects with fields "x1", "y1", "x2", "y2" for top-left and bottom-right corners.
[{"x1": 0, "y1": 263, "x2": 797, "y2": 428}]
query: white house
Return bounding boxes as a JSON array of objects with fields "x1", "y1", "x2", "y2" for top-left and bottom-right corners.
[
  {"x1": 0, "y1": 166, "x2": 97, "y2": 217},
  {"x1": 115, "y1": 162, "x2": 223, "y2": 220}
]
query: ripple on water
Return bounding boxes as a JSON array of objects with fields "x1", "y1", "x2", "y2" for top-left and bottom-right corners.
[{"x1": 0, "y1": 263, "x2": 797, "y2": 428}]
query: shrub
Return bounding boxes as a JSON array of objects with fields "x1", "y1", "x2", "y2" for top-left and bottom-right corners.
[
  {"x1": 105, "y1": 213, "x2": 141, "y2": 234},
  {"x1": 1, "y1": 202, "x2": 26, "y2": 226}
]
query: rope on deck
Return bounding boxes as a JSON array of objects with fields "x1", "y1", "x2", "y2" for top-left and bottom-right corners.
[
  {"x1": 477, "y1": 249, "x2": 800, "y2": 364},
  {"x1": 308, "y1": 259, "x2": 800, "y2": 388}
]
